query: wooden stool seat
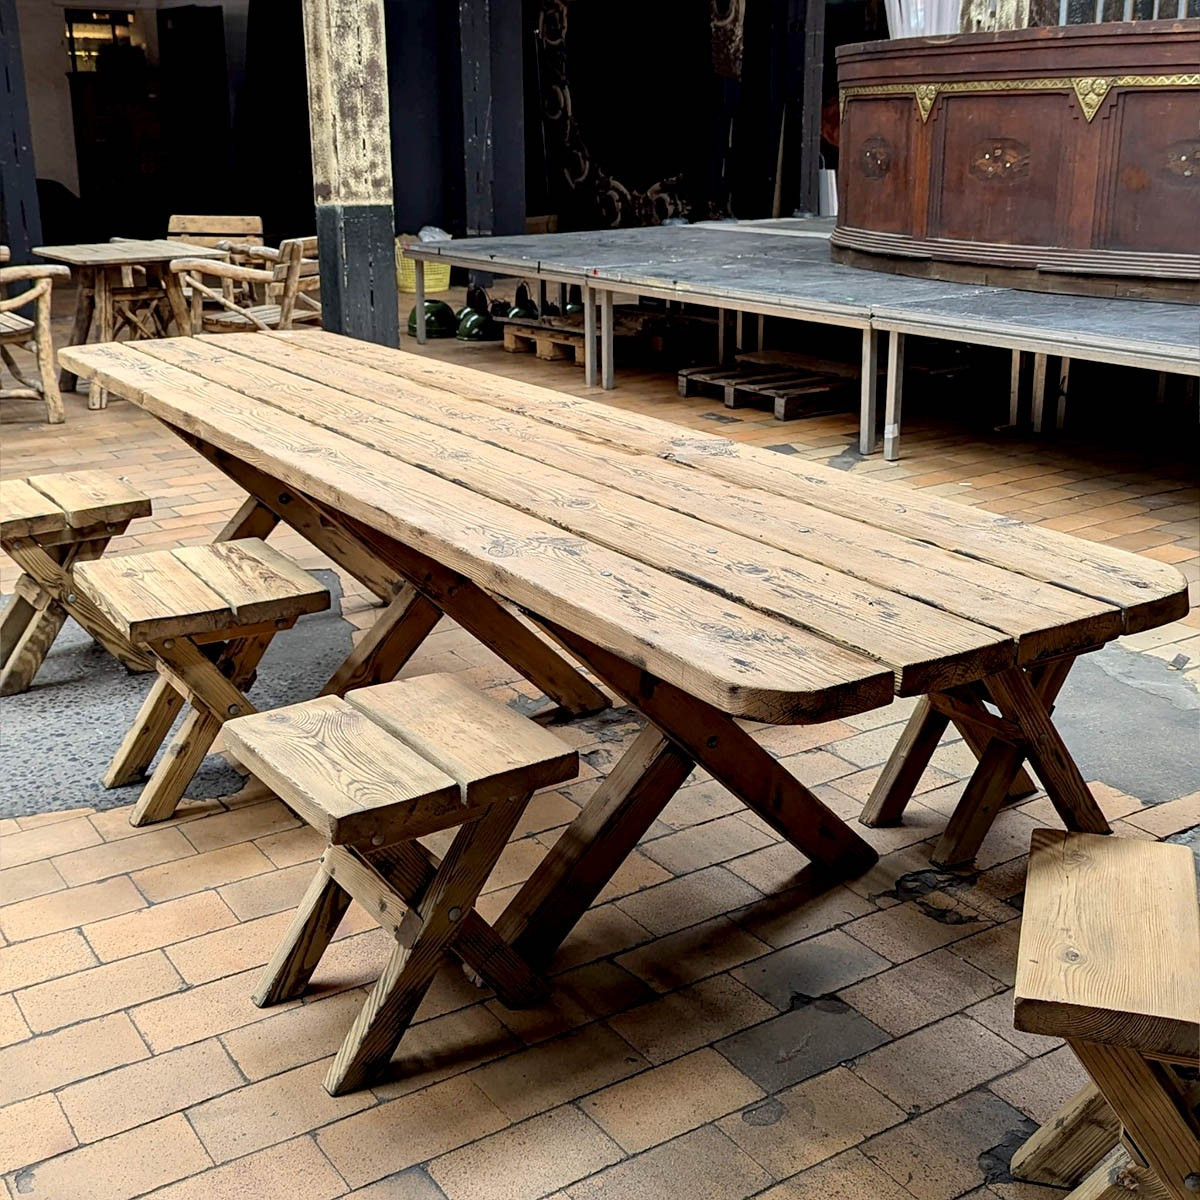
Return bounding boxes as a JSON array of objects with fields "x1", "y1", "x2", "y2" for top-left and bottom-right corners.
[
  {"x1": 1, "y1": 472, "x2": 154, "y2": 695},
  {"x1": 224, "y1": 673, "x2": 578, "y2": 1095},
  {"x1": 1010, "y1": 830, "x2": 1200, "y2": 1199},
  {"x1": 75, "y1": 538, "x2": 328, "y2": 644},
  {"x1": 71, "y1": 538, "x2": 329, "y2": 827}
]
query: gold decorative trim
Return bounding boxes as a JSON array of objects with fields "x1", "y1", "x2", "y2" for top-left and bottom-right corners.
[{"x1": 840, "y1": 73, "x2": 1200, "y2": 123}]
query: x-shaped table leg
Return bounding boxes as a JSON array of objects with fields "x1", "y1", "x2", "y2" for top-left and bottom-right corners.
[
  {"x1": 930, "y1": 659, "x2": 1108, "y2": 867},
  {"x1": 495, "y1": 623, "x2": 879, "y2": 968}
]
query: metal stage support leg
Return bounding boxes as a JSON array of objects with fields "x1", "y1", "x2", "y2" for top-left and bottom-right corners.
[
  {"x1": 883, "y1": 330, "x2": 905, "y2": 462},
  {"x1": 600, "y1": 290, "x2": 614, "y2": 390},
  {"x1": 414, "y1": 260, "x2": 426, "y2": 345},
  {"x1": 583, "y1": 286, "x2": 597, "y2": 388},
  {"x1": 859, "y1": 328, "x2": 879, "y2": 455}
]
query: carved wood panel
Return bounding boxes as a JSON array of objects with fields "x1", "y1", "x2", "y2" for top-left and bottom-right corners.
[{"x1": 839, "y1": 98, "x2": 916, "y2": 234}]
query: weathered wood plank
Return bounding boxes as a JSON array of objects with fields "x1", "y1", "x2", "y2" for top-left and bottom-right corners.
[
  {"x1": 24, "y1": 471, "x2": 151, "y2": 528},
  {"x1": 280, "y1": 330, "x2": 1185, "y2": 634},
  {"x1": 1015, "y1": 830, "x2": 1200, "y2": 1063}
]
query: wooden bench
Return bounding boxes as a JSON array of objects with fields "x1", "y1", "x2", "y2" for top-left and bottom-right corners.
[
  {"x1": 1010, "y1": 830, "x2": 1200, "y2": 1200},
  {"x1": 1, "y1": 472, "x2": 155, "y2": 694},
  {"x1": 224, "y1": 672, "x2": 578, "y2": 1094},
  {"x1": 73, "y1": 538, "x2": 329, "y2": 826}
]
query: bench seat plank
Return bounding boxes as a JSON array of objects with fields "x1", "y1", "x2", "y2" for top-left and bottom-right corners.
[
  {"x1": 345, "y1": 673, "x2": 578, "y2": 805},
  {"x1": 291, "y1": 329, "x2": 1185, "y2": 634},
  {"x1": 223, "y1": 695, "x2": 464, "y2": 845},
  {"x1": 75, "y1": 553, "x2": 234, "y2": 643},
  {"x1": 0, "y1": 479, "x2": 67, "y2": 540},
  {"x1": 25, "y1": 470, "x2": 152, "y2": 528},
  {"x1": 172, "y1": 539, "x2": 329, "y2": 626},
  {"x1": 1014, "y1": 829, "x2": 1200, "y2": 1063},
  {"x1": 58, "y1": 341, "x2": 897, "y2": 724}
]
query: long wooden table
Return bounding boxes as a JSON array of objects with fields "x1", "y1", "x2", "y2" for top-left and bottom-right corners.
[{"x1": 59, "y1": 331, "x2": 1188, "y2": 982}]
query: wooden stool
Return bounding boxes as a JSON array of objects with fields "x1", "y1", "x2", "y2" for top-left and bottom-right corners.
[
  {"x1": 223, "y1": 673, "x2": 578, "y2": 1095},
  {"x1": 1, "y1": 472, "x2": 155, "y2": 695},
  {"x1": 1010, "y1": 830, "x2": 1200, "y2": 1200},
  {"x1": 73, "y1": 538, "x2": 329, "y2": 827}
]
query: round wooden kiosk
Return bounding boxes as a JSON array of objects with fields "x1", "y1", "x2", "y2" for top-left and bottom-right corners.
[{"x1": 832, "y1": 21, "x2": 1200, "y2": 301}]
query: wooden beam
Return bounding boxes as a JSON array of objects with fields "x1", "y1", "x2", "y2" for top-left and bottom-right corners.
[{"x1": 302, "y1": 0, "x2": 399, "y2": 346}]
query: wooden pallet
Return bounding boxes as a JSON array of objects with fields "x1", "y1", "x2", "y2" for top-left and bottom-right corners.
[
  {"x1": 677, "y1": 360, "x2": 851, "y2": 420},
  {"x1": 502, "y1": 325, "x2": 586, "y2": 365}
]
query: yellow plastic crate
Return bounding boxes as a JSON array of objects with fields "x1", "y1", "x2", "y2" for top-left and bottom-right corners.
[{"x1": 395, "y1": 238, "x2": 451, "y2": 293}]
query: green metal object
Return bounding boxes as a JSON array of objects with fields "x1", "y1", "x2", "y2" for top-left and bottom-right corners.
[{"x1": 407, "y1": 299, "x2": 457, "y2": 338}]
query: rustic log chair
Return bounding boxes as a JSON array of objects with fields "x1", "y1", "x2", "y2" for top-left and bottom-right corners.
[
  {"x1": 0, "y1": 246, "x2": 70, "y2": 424},
  {"x1": 166, "y1": 237, "x2": 321, "y2": 335},
  {"x1": 224, "y1": 673, "x2": 578, "y2": 1095},
  {"x1": 1010, "y1": 830, "x2": 1200, "y2": 1200}
]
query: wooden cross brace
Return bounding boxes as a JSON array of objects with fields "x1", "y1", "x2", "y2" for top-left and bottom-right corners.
[
  {"x1": 863, "y1": 658, "x2": 1110, "y2": 867},
  {"x1": 252, "y1": 793, "x2": 541, "y2": 1095}
]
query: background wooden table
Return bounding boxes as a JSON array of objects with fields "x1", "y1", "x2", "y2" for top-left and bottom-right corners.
[
  {"x1": 34, "y1": 239, "x2": 225, "y2": 409},
  {"x1": 60, "y1": 331, "x2": 1188, "y2": 977}
]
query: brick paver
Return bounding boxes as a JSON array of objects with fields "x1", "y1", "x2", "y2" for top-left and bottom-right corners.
[{"x1": 0, "y1": 288, "x2": 1196, "y2": 1198}]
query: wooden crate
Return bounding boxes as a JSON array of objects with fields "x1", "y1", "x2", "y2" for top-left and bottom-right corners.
[{"x1": 678, "y1": 357, "x2": 852, "y2": 420}]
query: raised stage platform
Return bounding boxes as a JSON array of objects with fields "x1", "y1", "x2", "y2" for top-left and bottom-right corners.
[{"x1": 405, "y1": 221, "x2": 1199, "y2": 460}]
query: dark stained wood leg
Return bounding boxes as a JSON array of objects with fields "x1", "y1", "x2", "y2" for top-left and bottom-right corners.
[
  {"x1": 986, "y1": 662, "x2": 1108, "y2": 836},
  {"x1": 862, "y1": 697, "x2": 950, "y2": 827},
  {"x1": 495, "y1": 725, "x2": 695, "y2": 967},
  {"x1": 320, "y1": 586, "x2": 442, "y2": 696}
]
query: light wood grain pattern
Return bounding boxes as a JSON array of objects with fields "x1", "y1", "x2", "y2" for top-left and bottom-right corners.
[
  {"x1": 74, "y1": 552, "x2": 234, "y2": 643},
  {"x1": 74, "y1": 539, "x2": 326, "y2": 644},
  {"x1": 1069, "y1": 1042, "x2": 1198, "y2": 1200},
  {"x1": 1010, "y1": 1083, "x2": 1121, "y2": 1187},
  {"x1": 286, "y1": 329, "x2": 1186, "y2": 634},
  {"x1": 58, "y1": 341, "x2": 895, "y2": 724},
  {"x1": 137, "y1": 336, "x2": 1017, "y2": 695},
  {"x1": 1015, "y1": 830, "x2": 1200, "y2": 1062},
  {"x1": 207, "y1": 332, "x2": 1125, "y2": 665},
  {"x1": 172, "y1": 538, "x2": 329, "y2": 625},
  {"x1": 24, "y1": 471, "x2": 151, "y2": 528},
  {"x1": 1067, "y1": 1146, "x2": 1173, "y2": 1200},
  {"x1": 167, "y1": 215, "x2": 263, "y2": 246},
  {"x1": 223, "y1": 696, "x2": 463, "y2": 845},
  {"x1": 0, "y1": 478, "x2": 66, "y2": 539},
  {"x1": 344, "y1": 674, "x2": 578, "y2": 804},
  {"x1": 302, "y1": 0, "x2": 393, "y2": 207}
]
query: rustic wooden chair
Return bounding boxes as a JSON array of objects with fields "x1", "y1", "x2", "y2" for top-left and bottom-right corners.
[
  {"x1": 1010, "y1": 829, "x2": 1200, "y2": 1200},
  {"x1": 73, "y1": 538, "x2": 330, "y2": 827},
  {"x1": 224, "y1": 673, "x2": 578, "y2": 1094},
  {"x1": 0, "y1": 246, "x2": 70, "y2": 424},
  {"x1": 1, "y1": 472, "x2": 155, "y2": 694},
  {"x1": 166, "y1": 237, "x2": 321, "y2": 334},
  {"x1": 167, "y1": 214, "x2": 264, "y2": 251}
]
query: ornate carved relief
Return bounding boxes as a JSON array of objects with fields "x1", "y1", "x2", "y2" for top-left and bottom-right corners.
[
  {"x1": 858, "y1": 136, "x2": 894, "y2": 178},
  {"x1": 969, "y1": 138, "x2": 1031, "y2": 182}
]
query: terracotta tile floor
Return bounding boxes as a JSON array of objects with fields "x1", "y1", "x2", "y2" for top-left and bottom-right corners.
[{"x1": 0, "y1": 287, "x2": 1197, "y2": 1199}]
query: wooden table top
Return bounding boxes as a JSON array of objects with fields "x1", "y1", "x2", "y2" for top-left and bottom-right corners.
[
  {"x1": 33, "y1": 239, "x2": 226, "y2": 268},
  {"x1": 58, "y1": 331, "x2": 1188, "y2": 725}
]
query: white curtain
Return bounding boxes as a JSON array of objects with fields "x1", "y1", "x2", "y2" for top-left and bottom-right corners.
[{"x1": 884, "y1": 0, "x2": 961, "y2": 36}]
